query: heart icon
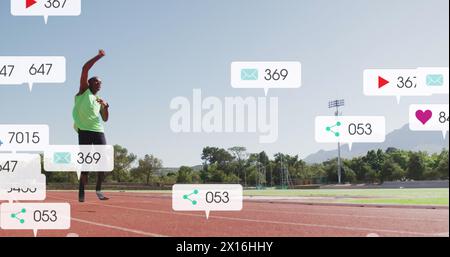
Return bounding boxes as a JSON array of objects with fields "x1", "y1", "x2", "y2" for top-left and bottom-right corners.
[{"x1": 415, "y1": 110, "x2": 433, "y2": 125}]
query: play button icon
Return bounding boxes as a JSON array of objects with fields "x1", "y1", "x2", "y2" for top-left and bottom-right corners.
[
  {"x1": 26, "y1": 0, "x2": 37, "y2": 8},
  {"x1": 378, "y1": 76, "x2": 389, "y2": 88}
]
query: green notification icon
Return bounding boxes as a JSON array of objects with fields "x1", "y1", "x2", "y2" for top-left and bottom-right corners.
[
  {"x1": 10, "y1": 208, "x2": 26, "y2": 224},
  {"x1": 326, "y1": 121, "x2": 341, "y2": 137},
  {"x1": 183, "y1": 189, "x2": 199, "y2": 206}
]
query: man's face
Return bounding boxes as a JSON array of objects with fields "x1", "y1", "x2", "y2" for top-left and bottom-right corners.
[{"x1": 90, "y1": 78, "x2": 102, "y2": 94}]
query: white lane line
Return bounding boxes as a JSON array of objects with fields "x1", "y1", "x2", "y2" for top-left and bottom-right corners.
[
  {"x1": 89, "y1": 192, "x2": 450, "y2": 218},
  {"x1": 71, "y1": 217, "x2": 167, "y2": 237},
  {"x1": 45, "y1": 195, "x2": 168, "y2": 237},
  {"x1": 48, "y1": 195, "x2": 438, "y2": 237},
  {"x1": 48, "y1": 193, "x2": 448, "y2": 223},
  {"x1": 433, "y1": 232, "x2": 449, "y2": 237}
]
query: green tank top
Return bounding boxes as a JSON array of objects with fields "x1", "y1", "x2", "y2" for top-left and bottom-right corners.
[{"x1": 72, "y1": 89, "x2": 104, "y2": 133}]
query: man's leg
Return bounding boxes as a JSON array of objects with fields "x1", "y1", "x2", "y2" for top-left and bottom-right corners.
[
  {"x1": 78, "y1": 172, "x2": 88, "y2": 202},
  {"x1": 78, "y1": 130, "x2": 92, "y2": 202},
  {"x1": 96, "y1": 172, "x2": 104, "y2": 191},
  {"x1": 93, "y1": 132, "x2": 109, "y2": 200}
]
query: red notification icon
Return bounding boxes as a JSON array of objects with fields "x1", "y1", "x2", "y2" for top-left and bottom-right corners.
[
  {"x1": 26, "y1": 0, "x2": 37, "y2": 9},
  {"x1": 378, "y1": 76, "x2": 389, "y2": 88}
]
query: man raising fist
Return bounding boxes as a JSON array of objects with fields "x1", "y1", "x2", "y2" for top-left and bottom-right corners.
[{"x1": 73, "y1": 50, "x2": 110, "y2": 203}]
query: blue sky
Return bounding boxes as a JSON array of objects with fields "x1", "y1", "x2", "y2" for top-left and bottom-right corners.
[{"x1": 1, "y1": 0, "x2": 449, "y2": 167}]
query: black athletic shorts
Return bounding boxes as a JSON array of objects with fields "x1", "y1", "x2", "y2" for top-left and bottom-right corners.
[{"x1": 78, "y1": 130, "x2": 107, "y2": 145}]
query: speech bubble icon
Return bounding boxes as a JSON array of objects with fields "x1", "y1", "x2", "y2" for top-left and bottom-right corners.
[
  {"x1": 0, "y1": 124, "x2": 49, "y2": 151},
  {"x1": 231, "y1": 62, "x2": 301, "y2": 96},
  {"x1": 315, "y1": 116, "x2": 386, "y2": 149},
  {"x1": 0, "y1": 57, "x2": 66, "y2": 91},
  {"x1": 1, "y1": 176, "x2": 46, "y2": 203},
  {"x1": 0, "y1": 203, "x2": 71, "y2": 237},
  {"x1": 363, "y1": 69, "x2": 431, "y2": 104},
  {"x1": 0, "y1": 154, "x2": 46, "y2": 202},
  {"x1": 11, "y1": 0, "x2": 81, "y2": 24},
  {"x1": 172, "y1": 184, "x2": 243, "y2": 219},
  {"x1": 43, "y1": 145, "x2": 114, "y2": 180},
  {"x1": 409, "y1": 104, "x2": 449, "y2": 139}
]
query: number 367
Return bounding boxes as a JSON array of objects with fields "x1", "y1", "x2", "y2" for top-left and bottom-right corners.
[{"x1": 44, "y1": 0, "x2": 67, "y2": 8}]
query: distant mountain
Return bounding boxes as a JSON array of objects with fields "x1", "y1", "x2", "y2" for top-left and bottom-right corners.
[
  {"x1": 155, "y1": 165, "x2": 203, "y2": 176},
  {"x1": 191, "y1": 165, "x2": 203, "y2": 171},
  {"x1": 154, "y1": 167, "x2": 178, "y2": 176},
  {"x1": 304, "y1": 124, "x2": 449, "y2": 163}
]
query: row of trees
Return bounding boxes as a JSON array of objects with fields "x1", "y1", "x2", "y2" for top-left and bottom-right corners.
[
  {"x1": 45, "y1": 145, "x2": 449, "y2": 186},
  {"x1": 177, "y1": 147, "x2": 449, "y2": 186}
]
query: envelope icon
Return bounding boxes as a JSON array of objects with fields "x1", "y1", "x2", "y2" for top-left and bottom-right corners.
[
  {"x1": 426, "y1": 74, "x2": 444, "y2": 86},
  {"x1": 241, "y1": 69, "x2": 258, "y2": 81},
  {"x1": 53, "y1": 152, "x2": 71, "y2": 164}
]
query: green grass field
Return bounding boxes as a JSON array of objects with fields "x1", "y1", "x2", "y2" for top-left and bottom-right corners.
[
  {"x1": 105, "y1": 188, "x2": 449, "y2": 206},
  {"x1": 342, "y1": 198, "x2": 449, "y2": 205},
  {"x1": 243, "y1": 188, "x2": 449, "y2": 206}
]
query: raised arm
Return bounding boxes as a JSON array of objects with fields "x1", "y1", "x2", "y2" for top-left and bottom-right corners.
[{"x1": 79, "y1": 50, "x2": 105, "y2": 95}]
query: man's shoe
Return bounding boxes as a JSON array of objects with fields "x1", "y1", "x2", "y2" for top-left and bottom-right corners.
[{"x1": 96, "y1": 191, "x2": 109, "y2": 201}]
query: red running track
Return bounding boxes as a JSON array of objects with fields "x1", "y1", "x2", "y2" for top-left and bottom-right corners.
[{"x1": 0, "y1": 191, "x2": 448, "y2": 237}]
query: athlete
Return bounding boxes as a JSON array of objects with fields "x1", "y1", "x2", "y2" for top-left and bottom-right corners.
[{"x1": 73, "y1": 49, "x2": 110, "y2": 202}]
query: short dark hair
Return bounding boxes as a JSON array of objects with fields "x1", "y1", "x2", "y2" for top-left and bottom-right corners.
[{"x1": 88, "y1": 76, "x2": 99, "y2": 86}]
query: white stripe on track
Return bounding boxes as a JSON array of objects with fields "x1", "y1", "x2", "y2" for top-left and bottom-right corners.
[
  {"x1": 48, "y1": 195, "x2": 445, "y2": 237},
  {"x1": 71, "y1": 217, "x2": 167, "y2": 237}
]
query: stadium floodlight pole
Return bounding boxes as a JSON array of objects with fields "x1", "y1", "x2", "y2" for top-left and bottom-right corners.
[{"x1": 328, "y1": 99, "x2": 345, "y2": 184}]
